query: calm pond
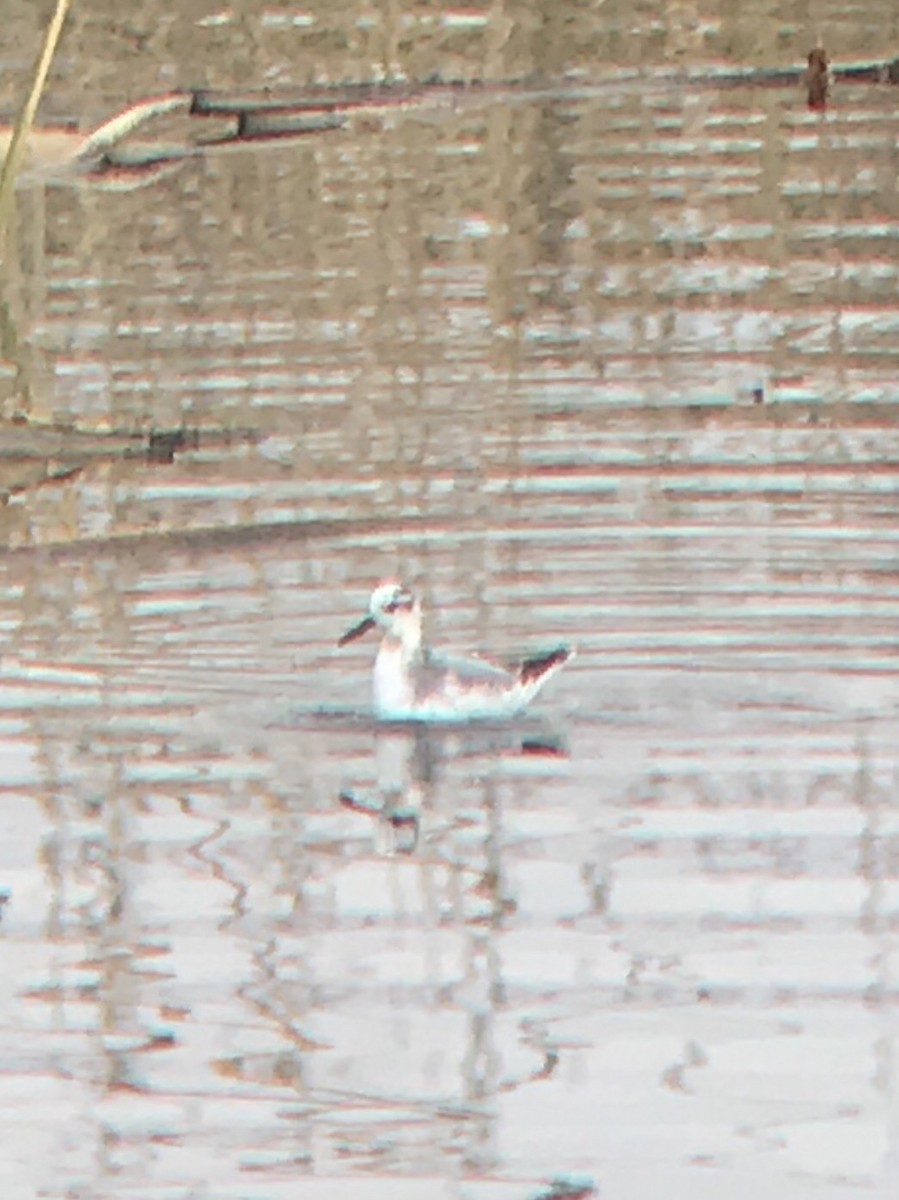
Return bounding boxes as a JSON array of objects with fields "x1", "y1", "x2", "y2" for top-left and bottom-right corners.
[{"x1": 0, "y1": 1, "x2": 898, "y2": 1198}]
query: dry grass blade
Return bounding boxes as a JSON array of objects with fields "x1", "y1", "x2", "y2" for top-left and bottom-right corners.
[{"x1": 0, "y1": 0, "x2": 72, "y2": 248}]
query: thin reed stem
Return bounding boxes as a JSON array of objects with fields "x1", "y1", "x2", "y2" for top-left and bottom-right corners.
[{"x1": 0, "y1": 0, "x2": 72, "y2": 248}]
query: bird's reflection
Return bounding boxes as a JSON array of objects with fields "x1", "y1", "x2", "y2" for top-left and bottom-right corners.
[{"x1": 339, "y1": 720, "x2": 569, "y2": 854}]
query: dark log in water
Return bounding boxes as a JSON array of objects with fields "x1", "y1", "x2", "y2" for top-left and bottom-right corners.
[{"x1": 187, "y1": 56, "x2": 899, "y2": 118}]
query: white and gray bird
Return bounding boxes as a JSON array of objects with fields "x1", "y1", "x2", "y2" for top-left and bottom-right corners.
[{"x1": 338, "y1": 580, "x2": 574, "y2": 722}]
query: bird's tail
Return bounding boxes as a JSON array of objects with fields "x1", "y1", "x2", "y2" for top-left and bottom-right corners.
[{"x1": 518, "y1": 645, "x2": 575, "y2": 685}]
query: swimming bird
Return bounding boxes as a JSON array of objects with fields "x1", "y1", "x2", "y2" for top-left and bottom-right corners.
[{"x1": 337, "y1": 580, "x2": 574, "y2": 722}]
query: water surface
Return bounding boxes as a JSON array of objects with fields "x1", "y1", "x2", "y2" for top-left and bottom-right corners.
[{"x1": 0, "y1": 2, "x2": 898, "y2": 1198}]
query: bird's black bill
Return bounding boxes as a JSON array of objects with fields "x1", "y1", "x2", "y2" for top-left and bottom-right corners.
[{"x1": 337, "y1": 614, "x2": 377, "y2": 647}]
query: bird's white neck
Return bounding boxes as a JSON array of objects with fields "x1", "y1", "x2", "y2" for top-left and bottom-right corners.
[{"x1": 381, "y1": 607, "x2": 423, "y2": 657}]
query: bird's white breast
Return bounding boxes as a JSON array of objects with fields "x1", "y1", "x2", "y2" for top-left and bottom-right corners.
[{"x1": 373, "y1": 639, "x2": 416, "y2": 717}]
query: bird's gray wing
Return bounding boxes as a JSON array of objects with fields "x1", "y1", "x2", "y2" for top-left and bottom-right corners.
[{"x1": 414, "y1": 648, "x2": 515, "y2": 701}]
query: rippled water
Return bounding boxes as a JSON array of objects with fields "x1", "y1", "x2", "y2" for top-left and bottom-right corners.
[{"x1": 1, "y1": 1, "x2": 898, "y2": 1198}]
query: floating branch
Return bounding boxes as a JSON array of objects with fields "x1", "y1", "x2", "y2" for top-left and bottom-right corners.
[{"x1": 3, "y1": 54, "x2": 897, "y2": 189}]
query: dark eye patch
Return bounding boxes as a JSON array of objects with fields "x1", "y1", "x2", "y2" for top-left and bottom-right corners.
[{"x1": 384, "y1": 590, "x2": 413, "y2": 613}]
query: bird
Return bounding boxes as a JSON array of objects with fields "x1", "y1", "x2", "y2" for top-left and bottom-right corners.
[{"x1": 337, "y1": 580, "x2": 574, "y2": 722}]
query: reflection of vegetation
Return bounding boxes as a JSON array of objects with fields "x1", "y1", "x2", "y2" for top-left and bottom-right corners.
[
  {"x1": 0, "y1": 284, "x2": 34, "y2": 415},
  {"x1": 0, "y1": 422, "x2": 209, "y2": 502},
  {"x1": 0, "y1": 0, "x2": 70, "y2": 420},
  {"x1": 0, "y1": 0, "x2": 71, "y2": 248}
]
